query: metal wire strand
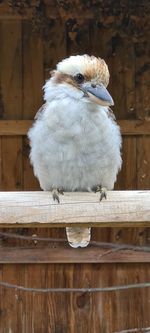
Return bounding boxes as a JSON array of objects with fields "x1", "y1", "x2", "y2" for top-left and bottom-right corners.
[
  {"x1": 114, "y1": 327, "x2": 150, "y2": 333},
  {"x1": 0, "y1": 281, "x2": 150, "y2": 293},
  {"x1": 0, "y1": 231, "x2": 150, "y2": 253}
]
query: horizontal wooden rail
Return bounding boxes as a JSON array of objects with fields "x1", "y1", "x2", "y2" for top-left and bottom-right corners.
[
  {"x1": 0, "y1": 120, "x2": 150, "y2": 136},
  {"x1": 0, "y1": 247, "x2": 150, "y2": 263},
  {"x1": 0, "y1": 191, "x2": 150, "y2": 228}
]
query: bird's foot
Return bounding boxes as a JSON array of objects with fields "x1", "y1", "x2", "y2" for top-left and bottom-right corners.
[
  {"x1": 52, "y1": 187, "x2": 64, "y2": 203},
  {"x1": 94, "y1": 185, "x2": 107, "y2": 202}
]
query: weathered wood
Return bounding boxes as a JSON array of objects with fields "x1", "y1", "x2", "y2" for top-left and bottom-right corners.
[
  {"x1": 0, "y1": 120, "x2": 32, "y2": 135},
  {"x1": 0, "y1": 246, "x2": 149, "y2": 263},
  {"x1": 135, "y1": 40, "x2": 150, "y2": 120},
  {"x1": 0, "y1": 263, "x2": 149, "y2": 333},
  {"x1": 0, "y1": 20, "x2": 23, "y2": 190},
  {"x1": 136, "y1": 136, "x2": 150, "y2": 266},
  {"x1": 115, "y1": 136, "x2": 137, "y2": 190},
  {"x1": 124, "y1": 40, "x2": 136, "y2": 118},
  {"x1": 0, "y1": 6, "x2": 149, "y2": 333},
  {"x1": 1, "y1": 137, "x2": 22, "y2": 190},
  {"x1": 44, "y1": 19, "x2": 66, "y2": 80},
  {"x1": 137, "y1": 136, "x2": 150, "y2": 190},
  {"x1": 0, "y1": 191, "x2": 149, "y2": 227},
  {"x1": 0, "y1": 20, "x2": 22, "y2": 119},
  {"x1": 111, "y1": 35, "x2": 126, "y2": 119},
  {"x1": 22, "y1": 21, "x2": 43, "y2": 191},
  {"x1": 0, "y1": 119, "x2": 150, "y2": 136}
]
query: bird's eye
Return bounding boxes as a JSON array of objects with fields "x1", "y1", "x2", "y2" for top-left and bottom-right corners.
[{"x1": 74, "y1": 73, "x2": 84, "y2": 84}]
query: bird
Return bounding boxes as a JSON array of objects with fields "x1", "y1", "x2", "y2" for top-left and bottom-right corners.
[{"x1": 28, "y1": 54, "x2": 122, "y2": 248}]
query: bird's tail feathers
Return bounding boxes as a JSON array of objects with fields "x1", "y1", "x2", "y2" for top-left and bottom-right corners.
[{"x1": 66, "y1": 227, "x2": 91, "y2": 248}]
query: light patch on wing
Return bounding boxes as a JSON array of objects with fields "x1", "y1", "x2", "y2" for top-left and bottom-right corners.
[{"x1": 34, "y1": 104, "x2": 47, "y2": 120}]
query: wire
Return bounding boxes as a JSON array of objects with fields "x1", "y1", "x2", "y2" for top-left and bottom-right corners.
[
  {"x1": 0, "y1": 231, "x2": 66, "y2": 243},
  {"x1": 114, "y1": 328, "x2": 150, "y2": 333},
  {"x1": 0, "y1": 231, "x2": 150, "y2": 253},
  {"x1": 0, "y1": 281, "x2": 150, "y2": 293}
]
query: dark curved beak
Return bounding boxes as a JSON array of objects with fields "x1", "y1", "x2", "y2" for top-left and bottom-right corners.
[{"x1": 84, "y1": 84, "x2": 114, "y2": 106}]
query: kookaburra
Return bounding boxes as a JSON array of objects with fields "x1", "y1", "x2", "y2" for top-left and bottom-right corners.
[{"x1": 28, "y1": 55, "x2": 122, "y2": 248}]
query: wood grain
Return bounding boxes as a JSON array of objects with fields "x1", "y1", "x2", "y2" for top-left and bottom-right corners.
[
  {"x1": 0, "y1": 191, "x2": 149, "y2": 227},
  {"x1": 137, "y1": 136, "x2": 150, "y2": 190},
  {"x1": 0, "y1": 119, "x2": 150, "y2": 135},
  {"x1": 0, "y1": 20, "x2": 22, "y2": 120},
  {"x1": 115, "y1": 136, "x2": 137, "y2": 190},
  {"x1": 0, "y1": 246, "x2": 149, "y2": 263},
  {"x1": 1, "y1": 136, "x2": 22, "y2": 190},
  {"x1": 0, "y1": 7, "x2": 150, "y2": 333},
  {"x1": 0, "y1": 20, "x2": 23, "y2": 191},
  {"x1": 22, "y1": 21, "x2": 43, "y2": 191},
  {"x1": 124, "y1": 40, "x2": 136, "y2": 118},
  {"x1": 44, "y1": 19, "x2": 66, "y2": 80}
]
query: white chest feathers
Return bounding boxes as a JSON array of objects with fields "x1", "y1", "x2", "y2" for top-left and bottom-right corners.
[{"x1": 28, "y1": 96, "x2": 122, "y2": 191}]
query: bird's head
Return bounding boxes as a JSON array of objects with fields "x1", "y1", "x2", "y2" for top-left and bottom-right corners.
[{"x1": 50, "y1": 55, "x2": 114, "y2": 107}]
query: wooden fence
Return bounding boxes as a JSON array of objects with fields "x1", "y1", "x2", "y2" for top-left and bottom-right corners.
[
  {"x1": 0, "y1": 191, "x2": 150, "y2": 333},
  {"x1": 0, "y1": 1, "x2": 150, "y2": 332}
]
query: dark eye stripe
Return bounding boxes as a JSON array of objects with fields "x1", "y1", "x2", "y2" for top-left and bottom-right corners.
[{"x1": 74, "y1": 73, "x2": 84, "y2": 84}]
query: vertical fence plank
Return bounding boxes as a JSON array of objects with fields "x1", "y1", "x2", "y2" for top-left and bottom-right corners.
[
  {"x1": 1, "y1": 136, "x2": 22, "y2": 190},
  {"x1": 66, "y1": 19, "x2": 90, "y2": 56},
  {"x1": 24, "y1": 264, "x2": 47, "y2": 333},
  {"x1": 0, "y1": 20, "x2": 23, "y2": 191},
  {"x1": 44, "y1": 19, "x2": 66, "y2": 80},
  {"x1": 115, "y1": 136, "x2": 137, "y2": 190},
  {"x1": 22, "y1": 21, "x2": 43, "y2": 191},
  {"x1": 124, "y1": 41, "x2": 136, "y2": 119},
  {"x1": 135, "y1": 41, "x2": 150, "y2": 120},
  {"x1": 111, "y1": 35, "x2": 126, "y2": 120},
  {"x1": 137, "y1": 136, "x2": 150, "y2": 190},
  {"x1": 70, "y1": 264, "x2": 93, "y2": 333},
  {"x1": 137, "y1": 136, "x2": 150, "y2": 247},
  {"x1": 1, "y1": 265, "x2": 19, "y2": 333},
  {"x1": 0, "y1": 20, "x2": 22, "y2": 120},
  {"x1": 46, "y1": 264, "x2": 69, "y2": 333}
]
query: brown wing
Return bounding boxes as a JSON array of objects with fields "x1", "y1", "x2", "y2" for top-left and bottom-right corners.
[
  {"x1": 107, "y1": 107, "x2": 116, "y2": 121},
  {"x1": 34, "y1": 103, "x2": 47, "y2": 120}
]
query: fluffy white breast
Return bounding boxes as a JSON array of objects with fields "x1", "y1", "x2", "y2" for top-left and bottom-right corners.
[{"x1": 28, "y1": 80, "x2": 122, "y2": 191}]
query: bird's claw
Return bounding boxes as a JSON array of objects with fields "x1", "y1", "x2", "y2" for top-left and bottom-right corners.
[
  {"x1": 100, "y1": 187, "x2": 107, "y2": 201},
  {"x1": 52, "y1": 188, "x2": 64, "y2": 203},
  {"x1": 58, "y1": 187, "x2": 64, "y2": 195},
  {"x1": 94, "y1": 186, "x2": 107, "y2": 202}
]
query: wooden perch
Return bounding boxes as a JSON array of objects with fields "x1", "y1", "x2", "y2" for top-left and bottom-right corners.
[{"x1": 0, "y1": 191, "x2": 149, "y2": 228}]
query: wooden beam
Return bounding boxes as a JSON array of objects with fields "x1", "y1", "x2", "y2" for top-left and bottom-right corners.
[
  {"x1": 0, "y1": 191, "x2": 149, "y2": 227},
  {"x1": 0, "y1": 120, "x2": 32, "y2": 135},
  {"x1": 0, "y1": 120, "x2": 150, "y2": 136},
  {"x1": 0, "y1": 246, "x2": 149, "y2": 263},
  {"x1": 119, "y1": 119, "x2": 150, "y2": 135}
]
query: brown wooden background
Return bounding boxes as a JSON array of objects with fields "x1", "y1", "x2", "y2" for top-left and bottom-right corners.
[{"x1": 0, "y1": 1, "x2": 150, "y2": 332}]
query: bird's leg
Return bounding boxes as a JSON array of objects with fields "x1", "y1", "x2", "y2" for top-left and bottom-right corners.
[
  {"x1": 94, "y1": 185, "x2": 107, "y2": 202},
  {"x1": 52, "y1": 187, "x2": 64, "y2": 203}
]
